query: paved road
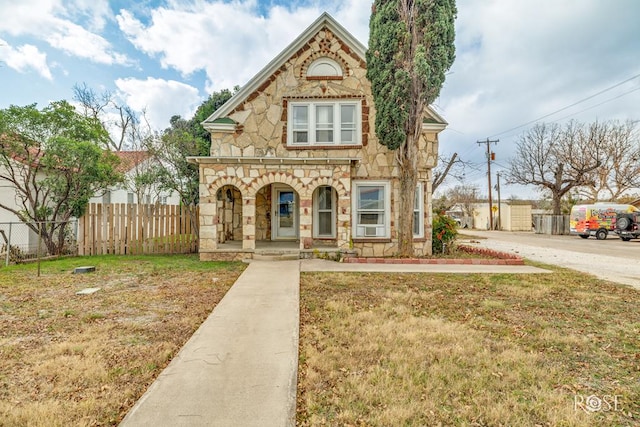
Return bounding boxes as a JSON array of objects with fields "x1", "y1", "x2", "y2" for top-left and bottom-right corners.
[{"x1": 459, "y1": 230, "x2": 640, "y2": 290}]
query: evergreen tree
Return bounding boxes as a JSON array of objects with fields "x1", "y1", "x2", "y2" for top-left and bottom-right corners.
[{"x1": 366, "y1": 0, "x2": 456, "y2": 256}]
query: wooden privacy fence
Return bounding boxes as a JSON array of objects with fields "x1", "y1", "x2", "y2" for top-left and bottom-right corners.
[{"x1": 78, "y1": 203, "x2": 198, "y2": 255}]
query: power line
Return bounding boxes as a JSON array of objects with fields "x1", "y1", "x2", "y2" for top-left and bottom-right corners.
[
  {"x1": 477, "y1": 138, "x2": 499, "y2": 229},
  {"x1": 488, "y1": 72, "x2": 640, "y2": 139},
  {"x1": 549, "y1": 86, "x2": 640, "y2": 123}
]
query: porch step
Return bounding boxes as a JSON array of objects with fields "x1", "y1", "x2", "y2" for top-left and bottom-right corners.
[{"x1": 252, "y1": 251, "x2": 300, "y2": 261}]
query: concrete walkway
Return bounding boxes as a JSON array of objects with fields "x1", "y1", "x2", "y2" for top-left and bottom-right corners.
[
  {"x1": 120, "y1": 260, "x2": 300, "y2": 427},
  {"x1": 120, "y1": 258, "x2": 549, "y2": 426}
]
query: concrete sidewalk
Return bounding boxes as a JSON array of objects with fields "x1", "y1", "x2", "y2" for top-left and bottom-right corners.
[
  {"x1": 301, "y1": 258, "x2": 550, "y2": 274},
  {"x1": 120, "y1": 260, "x2": 300, "y2": 427},
  {"x1": 120, "y1": 257, "x2": 549, "y2": 427}
]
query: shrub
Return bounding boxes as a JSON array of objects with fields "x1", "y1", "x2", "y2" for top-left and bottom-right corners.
[{"x1": 432, "y1": 213, "x2": 458, "y2": 254}]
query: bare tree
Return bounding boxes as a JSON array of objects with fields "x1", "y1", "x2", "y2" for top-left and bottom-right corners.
[
  {"x1": 432, "y1": 152, "x2": 471, "y2": 193},
  {"x1": 577, "y1": 120, "x2": 640, "y2": 201},
  {"x1": 73, "y1": 83, "x2": 137, "y2": 151},
  {"x1": 446, "y1": 184, "x2": 479, "y2": 217},
  {"x1": 507, "y1": 121, "x2": 603, "y2": 215}
]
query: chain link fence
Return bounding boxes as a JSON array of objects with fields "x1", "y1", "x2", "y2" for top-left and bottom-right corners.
[{"x1": 0, "y1": 220, "x2": 78, "y2": 266}]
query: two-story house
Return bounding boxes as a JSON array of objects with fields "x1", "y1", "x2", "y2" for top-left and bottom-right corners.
[{"x1": 189, "y1": 13, "x2": 447, "y2": 260}]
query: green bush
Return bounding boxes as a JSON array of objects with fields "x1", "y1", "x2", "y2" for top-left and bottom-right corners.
[{"x1": 432, "y1": 213, "x2": 458, "y2": 254}]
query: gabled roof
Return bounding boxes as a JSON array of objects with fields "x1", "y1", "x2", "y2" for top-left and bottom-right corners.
[
  {"x1": 202, "y1": 11, "x2": 447, "y2": 129},
  {"x1": 203, "y1": 12, "x2": 366, "y2": 127},
  {"x1": 113, "y1": 150, "x2": 150, "y2": 173},
  {"x1": 0, "y1": 133, "x2": 45, "y2": 168}
]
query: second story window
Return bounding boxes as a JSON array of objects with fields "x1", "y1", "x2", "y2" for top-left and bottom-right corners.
[{"x1": 288, "y1": 100, "x2": 360, "y2": 146}]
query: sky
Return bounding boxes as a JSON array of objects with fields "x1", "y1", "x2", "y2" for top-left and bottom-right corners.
[{"x1": 1, "y1": 0, "x2": 640, "y2": 199}]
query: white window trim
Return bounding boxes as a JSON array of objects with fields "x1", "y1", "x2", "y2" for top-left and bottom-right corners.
[
  {"x1": 413, "y1": 183, "x2": 424, "y2": 238},
  {"x1": 352, "y1": 181, "x2": 390, "y2": 239},
  {"x1": 313, "y1": 186, "x2": 337, "y2": 238},
  {"x1": 307, "y1": 58, "x2": 343, "y2": 77},
  {"x1": 287, "y1": 100, "x2": 361, "y2": 146}
]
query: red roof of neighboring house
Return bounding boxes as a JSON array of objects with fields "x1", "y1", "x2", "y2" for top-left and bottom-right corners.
[
  {"x1": 0, "y1": 133, "x2": 44, "y2": 167},
  {"x1": 2, "y1": 134, "x2": 150, "y2": 173},
  {"x1": 113, "y1": 151, "x2": 150, "y2": 173}
]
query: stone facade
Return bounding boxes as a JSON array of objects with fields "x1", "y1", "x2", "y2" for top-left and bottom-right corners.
[{"x1": 192, "y1": 13, "x2": 446, "y2": 259}]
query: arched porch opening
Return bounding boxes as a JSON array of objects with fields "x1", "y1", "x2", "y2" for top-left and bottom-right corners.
[
  {"x1": 255, "y1": 183, "x2": 300, "y2": 242},
  {"x1": 216, "y1": 185, "x2": 242, "y2": 245},
  {"x1": 312, "y1": 185, "x2": 339, "y2": 247}
]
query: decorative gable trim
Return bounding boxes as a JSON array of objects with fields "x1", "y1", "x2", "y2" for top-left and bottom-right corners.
[
  {"x1": 202, "y1": 12, "x2": 366, "y2": 126},
  {"x1": 421, "y1": 109, "x2": 448, "y2": 131}
]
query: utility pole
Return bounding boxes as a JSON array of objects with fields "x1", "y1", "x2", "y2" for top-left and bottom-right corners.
[
  {"x1": 477, "y1": 138, "x2": 499, "y2": 230},
  {"x1": 496, "y1": 172, "x2": 502, "y2": 230}
]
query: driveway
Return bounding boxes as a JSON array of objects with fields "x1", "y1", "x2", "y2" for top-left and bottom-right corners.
[{"x1": 459, "y1": 230, "x2": 640, "y2": 290}]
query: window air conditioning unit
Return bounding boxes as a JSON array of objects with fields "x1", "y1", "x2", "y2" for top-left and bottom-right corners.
[{"x1": 364, "y1": 226, "x2": 379, "y2": 237}]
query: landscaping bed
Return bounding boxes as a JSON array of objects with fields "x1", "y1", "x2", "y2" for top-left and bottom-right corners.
[{"x1": 343, "y1": 244, "x2": 524, "y2": 265}]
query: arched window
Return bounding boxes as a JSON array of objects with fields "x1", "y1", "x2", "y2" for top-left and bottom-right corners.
[{"x1": 307, "y1": 57, "x2": 343, "y2": 77}]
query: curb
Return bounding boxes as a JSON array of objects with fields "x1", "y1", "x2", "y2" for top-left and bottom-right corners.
[{"x1": 343, "y1": 244, "x2": 524, "y2": 266}]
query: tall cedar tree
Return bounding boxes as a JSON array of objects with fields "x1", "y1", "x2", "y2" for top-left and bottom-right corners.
[{"x1": 367, "y1": 0, "x2": 456, "y2": 256}]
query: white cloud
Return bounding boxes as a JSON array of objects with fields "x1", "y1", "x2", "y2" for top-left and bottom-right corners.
[
  {"x1": 0, "y1": 0, "x2": 127, "y2": 66},
  {"x1": 117, "y1": 2, "x2": 324, "y2": 93},
  {"x1": 434, "y1": 0, "x2": 640, "y2": 197},
  {"x1": 115, "y1": 77, "x2": 202, "y2": 130},
  {"x1": 0, "y1": 40, "x2": 52, "y2": 80}
]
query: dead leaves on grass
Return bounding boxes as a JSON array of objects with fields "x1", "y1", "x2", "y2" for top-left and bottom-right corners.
[
  {"x1": 298, "y1": 271, "x2": 640, "y2": 426},
  {"x1": 0, "y1": 256, "x2": 244, "y2": 426}
]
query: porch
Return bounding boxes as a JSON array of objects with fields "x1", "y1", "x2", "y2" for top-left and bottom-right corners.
[{"x1": 212, "y1": 239, "x2": 349, "y2": 261}]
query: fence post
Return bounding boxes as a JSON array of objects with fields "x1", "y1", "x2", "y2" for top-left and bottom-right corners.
[
  {"x1": 5, "y1": 222, "x2": 11, "y2": 267},
  {"x1": 37, "y1": 222, "x2": 42, "y2": 277}
]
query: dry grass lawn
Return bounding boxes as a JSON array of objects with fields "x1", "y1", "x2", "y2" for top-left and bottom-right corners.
[
  {"x1": 297, "y1": 266, "x2": 640, "y2": 426},
  {"x1": 0, "y1": 255, "x2": 244, "y2": 426}
]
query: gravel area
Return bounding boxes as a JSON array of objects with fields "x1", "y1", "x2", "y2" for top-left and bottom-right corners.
[{"x1": 459, "y1": 230, "x2": 640, "y2": 290}]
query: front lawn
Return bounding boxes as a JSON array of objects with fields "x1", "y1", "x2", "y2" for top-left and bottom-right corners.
[
  {"x1": 0, "y1": 255, "x2": 244, "y2": 426},
  {"x1": 297, "y1": 266, "x2": 640, "y2": 426}
]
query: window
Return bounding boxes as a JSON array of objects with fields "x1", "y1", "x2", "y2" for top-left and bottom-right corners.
[
  {"x1": 288, "y1": 100, "x2": 360, "y2": 146},
  {"x1": 102, "y1": 191, "x2": 111, "y2": 205},
  {"x1": 314, "y1": 186, "x2": 336, "y2": 238},
  {"x1": 127, "y1": 192, "x2": 134, "y2": 204},
  {"x1": 413, "y1": 184, "x2": 424, "y2": 237},
  {"x1": 353, "y1": 181, "x2": 390, "y2": 238},
  {"x1": 307, "y1": 58, "x2": 342, "y2": 77}
]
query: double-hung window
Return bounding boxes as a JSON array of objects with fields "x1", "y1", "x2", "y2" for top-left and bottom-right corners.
[
  {"x1": 314, "y1": 186, "x2": 336, "y2": 238},
  {"x1": 289, "y1": 100, "x2": 360, "y2": 146},
  {"x1": 353, "y1": 181, "x2": 390, "y2": 238},
  {"x1": 413, "y1": 184, "x2": 424, "y2": 237}
]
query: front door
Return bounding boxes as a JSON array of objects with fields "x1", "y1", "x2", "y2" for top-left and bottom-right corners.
[{"x1": 273, "y1": 186, "x2": 298, "y2": 239}]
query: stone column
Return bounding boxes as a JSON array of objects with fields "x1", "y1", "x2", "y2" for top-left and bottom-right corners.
[
  {"x1": 242, "y1": 196, "x2": 256, "y2": 251},
  {"x1": 337, "y1": 195, "x2": 351, "y2": 250},
  {"x1": 299, "y1": 195, "x2": 313, "y2": 250},
  {"x1": 199, "y1": 197, "x2": 218, "y2": 255},
  {"x1": 337, "y1": 173, "x2": 352, "y2": 250}
]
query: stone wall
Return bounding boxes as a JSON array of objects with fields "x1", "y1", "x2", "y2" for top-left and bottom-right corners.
[
  {"x1": 207, "y1": 26, "x2": 439, "y2": 179},
  {"x1": 199, "y1": 24, "x2": 442, "y2": 258}
]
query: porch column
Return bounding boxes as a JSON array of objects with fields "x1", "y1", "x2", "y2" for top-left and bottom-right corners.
[
  {"x1": 299, "y1": 195, "x2": 313, "y2": 250},
  {"x1": 199, "y1": 197, "x2": 218, "y2": 253},
  {"x1": 337, "y1": 195, "x2": 351, "y2": 250},
  {"x1": 337, "y1": 175, "x2": 352, "y2": 250},
  {"x1": 242, "y1": 196, "x2": 256, "y2": 251}
]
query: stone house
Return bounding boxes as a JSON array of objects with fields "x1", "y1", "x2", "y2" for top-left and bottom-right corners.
[{"x1": 189, "y1": 13, "x2": 447, "y2": 260}]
